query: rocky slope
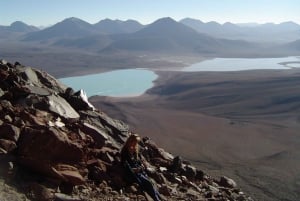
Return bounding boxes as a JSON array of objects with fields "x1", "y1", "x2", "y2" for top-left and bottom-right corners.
[{"x1": 0, "y1": 59, "x2": 253, "y2": 201}]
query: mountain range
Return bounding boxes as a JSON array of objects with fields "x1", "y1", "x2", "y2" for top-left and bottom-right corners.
[
  {"x1": 180, "y1": 18, "x2": 300, "y2": 43},
  {"x1": 0, "y1": 17, "x2": 300, "y2": 56}
]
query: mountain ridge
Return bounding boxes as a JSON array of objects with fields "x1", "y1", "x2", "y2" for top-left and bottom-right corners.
[
  {"x1": 94, "y1": 18, "x2": 144, "y2": 34},
  {"x1": 23, "y1": 17, "x2": 96, "y2": 41},
  {"x1": 0, "y1": 17, "x2": 297, "y2": 55},
  {"x1": 101, "y1": 17, "x2": 258, "y2": 55},
  {"x1": 180, "y1": 17, "x2": 300, "y2": 43}
]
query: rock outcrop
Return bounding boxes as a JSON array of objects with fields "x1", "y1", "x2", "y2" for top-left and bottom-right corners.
[{"x1": 0, "y1": 59, "x2": 253, "y2": 201}]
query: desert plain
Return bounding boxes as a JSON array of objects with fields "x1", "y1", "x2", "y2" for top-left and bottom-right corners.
[{"x1": 90, "y1": 67, "x2": 300, "y2": 201}]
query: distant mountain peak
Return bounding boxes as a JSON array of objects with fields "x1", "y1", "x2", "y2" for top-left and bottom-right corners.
[
  {"x1": 60, "y1": 17, "x2": 91, "y2": 25},
  {"x1": 207, "y1": 21, "x2": 221, "y2": 25},
  {"x1": 65, "y1": 17, "x2": 83, "y2": 22},
  {"x1": 144, "y1": 17, "x2": 186, "y2": 31},
  {"x1": 153, "y1": 17, "x2": 177, "y2": 24},
  {"x1": 279, "y1": 21, "x2": 300, "y2": 29},
  {"x1": 223, "y1": 22, "x2": 235, "y2": 26},
  {"x1": 22, "y1": 17, "x2": 94, "y2": 41},
  {"x1": 261, "y1": 22, "x2": 276, "y2": 27},
  {"x1": 94, "y1": 18, "x2": 144, "y2": 34},
  {"x1": 97, "y1": 18, "x2": 123, "y2": 24},
  {"x1": 8, "y1": 21, "x2": 39, "y2": 32},
  {"x1": 180, "y1": 18, "x2": 204, "y2": 23},
  {"x1": 10, "y1": 21, "x2": 27, "y2": 26}
]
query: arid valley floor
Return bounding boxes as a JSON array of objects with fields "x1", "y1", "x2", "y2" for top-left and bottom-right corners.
[{"x1": 90, "y1": 68, "x2": 300, "y2": 201}]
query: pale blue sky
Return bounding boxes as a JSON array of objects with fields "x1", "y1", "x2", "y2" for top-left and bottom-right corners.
[{"x1": 1, "y1": 0, "x2": 299, "y2": 26}]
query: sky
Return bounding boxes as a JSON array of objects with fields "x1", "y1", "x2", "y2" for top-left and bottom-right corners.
[{"x1": 1, "y1": 0, "x2": 299, "y2": 26}]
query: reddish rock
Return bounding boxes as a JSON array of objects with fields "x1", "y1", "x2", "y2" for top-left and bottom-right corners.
[
  {"x1": 53, "y1": 164, "x2": 85, "y2": 186},
  {"x1": 18, "y1": 126, "x2": 84, "y2": 165}
]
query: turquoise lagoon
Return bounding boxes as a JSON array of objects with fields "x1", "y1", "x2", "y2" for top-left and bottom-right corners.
[
  {"x1": 60, "y1": 69, "x2": 158, "y2": 97},
  {"x1": 183, "y1": 57, "x2": 300, "y2": 72},
  {"x1": 60, "y1": 57, "x2": 300, "y2": 97}
]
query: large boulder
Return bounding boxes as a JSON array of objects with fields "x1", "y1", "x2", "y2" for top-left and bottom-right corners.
[
  {"x1": 18, "y1": 126, "x2": 84, "y2": 174},
  {"x1": 47, "y1": 94, "x2": 80, "y2": 120}
]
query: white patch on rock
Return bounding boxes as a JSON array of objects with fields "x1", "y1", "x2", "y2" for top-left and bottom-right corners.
[{"x1": 79, "y1": 89, "x2": 95, "y2": 110}]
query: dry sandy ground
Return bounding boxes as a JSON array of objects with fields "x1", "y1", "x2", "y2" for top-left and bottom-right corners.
[{"x1": 90, "y1": 69, "x2": 300, "y2": 201}]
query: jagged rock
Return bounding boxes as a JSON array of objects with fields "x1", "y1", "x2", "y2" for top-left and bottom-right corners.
[
  {"x1": 219, "y1": 176, "x2": 237, "y2": 188},
  {"x1": 34, "y1": 70, "x2": 67, "y2": 94},
  {"x1": 4, "y1": 115, "x2": 13, "y2": 123},
  {"x1": 48, "y1": 117, "x2": 65, "y2": 128},
  {"x1": 20, "y1": 67, "x2": 39, "y2": 84},
  {"x1": 52, "y1": 164, "x2": 85, "y2": 186},
  {"x1": 65, "y1": 89, "x2": 95, "y2": 111},
  {"x1": 47, "y1": 94, "x2": 80, "y2": 119},
  {"x1": 144, "y1": 139, "x2": 173, "y2": 161},
  {"x1": 0, "y1": 88, "x2": 4, "y2": 97},
  {"x1": 25, "y1": 85, "x2": 51, "y2": 96},
  {"x1": 0, "y1": 68, "x2": 9, "y2": 81},
  {"x1": 14, "y1": 61, "x2": 21, "y2": 67},
  {"x1": 64, "y1": 87, "x2": 75, "y2": 97},
  {"x1": 12, "y1": 86, "x2": 32, "y2": 100},
  {"x1": 82, "y1": 110, "x2": 129, "y2": 134},
  {"x1": 169, "y1": 156, "x2": 183, "y2": 173},
  {"x1": 0, "y1": 123, "x2": 20, "y2": 142},
  {"x1": 182, "y1": 164, "x2": 197, "y2": 181},
  {"x1": 0, "y1": 139, "x2": 17, "y2": 153},
  {"x1": 17, "y1": 127, "x2": 84, "y2": 181},
  {"x1": 0, "y1": 59, "x2": 8, "y2": 65},
  {"x1": 0, "y1": 100, "x2": 12, "y2": 108},
  {"x1": 0, "y1": 147, "x2": 8, "y2": 154},
  {"x1": 88, "y1": 163, "x2": 108, "y2": 182},
  {"x1": 20, "y1": 109, "x2": 50, "y2": 126},
  {"x1": 195, "y1": 169, "x2": 205, "y2": 180},
  {"x1": 81, "y1": 122, "x2": 108, "y2": 147}
]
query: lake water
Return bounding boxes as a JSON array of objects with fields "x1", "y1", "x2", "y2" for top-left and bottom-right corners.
[
  {"x1": 60, "y1": 57, "x2": 300, "y2": 97},
  {"x1": 60, "y1": 69, "x2": 158, "y2": 97},
  {"x1": 184, "y1": 57, "x2": 300, "y2": 72}
]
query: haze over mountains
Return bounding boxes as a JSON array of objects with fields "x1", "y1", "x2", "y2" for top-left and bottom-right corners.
[
  {"x1": 1, "y1": 17, "x2": 300, "y2": 56},
  {"x1": 1, "y1": 16, "x2": 300, "y2": 78},
  {"x1": 180, "y1": 18, "x2": 300, "y2": 43}
]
